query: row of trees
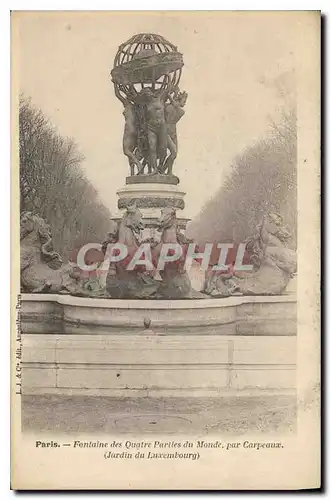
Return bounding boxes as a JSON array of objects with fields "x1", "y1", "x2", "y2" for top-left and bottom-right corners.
[
  {"x1": 187, "y1": 107, "x2": 297, "y2": 249},
  {"x1": 19, "y1": 96, "x2": 111, "y2": 259}
]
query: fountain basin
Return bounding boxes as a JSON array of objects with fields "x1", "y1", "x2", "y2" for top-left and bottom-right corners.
[
  {"x1": 20, "y1": 293, "x2": 296, "y2": 397},
  {"x1": 21, "y1": 293, "x2": 296, "y2": 333}
]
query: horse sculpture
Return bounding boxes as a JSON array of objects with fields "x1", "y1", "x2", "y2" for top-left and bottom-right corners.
[
  {"x1": 105, "y1": 205, "x2": 160, "y2": 298},
  {"x1": 204, "y1": 213, "x2": 297, "y2": 297},
  {"x1": 21, "y1": 212, "x2": 77, "y2": 294},
  {"x1": 154, "y1": 207, "x2": 195, "y2": 299},
  {"x1": 232, "y1": 213, "x2": 297, "y2": 295},
  {"x1": 20, "y1": 211, "x2": 107, "y2": 296}
]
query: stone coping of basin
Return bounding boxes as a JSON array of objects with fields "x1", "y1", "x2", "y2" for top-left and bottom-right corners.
[{"x1": 21, "y1": 293, "x2": 296, "y2": 309}]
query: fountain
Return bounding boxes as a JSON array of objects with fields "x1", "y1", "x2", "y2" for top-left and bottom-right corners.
[{"x1": 20, "y1": 33, "x2": 297, "y2": 399}]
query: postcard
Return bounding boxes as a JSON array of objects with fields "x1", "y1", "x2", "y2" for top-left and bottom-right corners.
[{"x1": 11, "y1": 10, "x2": 320, "y2": 490}]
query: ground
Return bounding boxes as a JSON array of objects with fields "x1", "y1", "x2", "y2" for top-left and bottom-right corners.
[{"x1": 21, "y1": 395, "x2": 297, "y2": 435}]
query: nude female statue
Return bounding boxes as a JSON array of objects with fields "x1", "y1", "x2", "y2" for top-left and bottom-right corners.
[
  {"x1": 114, "y1": 86, "x2": 142, "y2": 176},
  {"x1": 161, "y1": 88, "x2": 188, "y2": 174},
  {"x1": 137, "y1": 87, "x2": 168, "y2": 174}
]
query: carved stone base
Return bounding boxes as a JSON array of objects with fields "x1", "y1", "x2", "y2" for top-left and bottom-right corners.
[
  {"x1": 113, "y1": 181, "x2": 190, "y2": 237},
  {"x1": 126, "y1": 174, "x2": 180, "y2": 185}
]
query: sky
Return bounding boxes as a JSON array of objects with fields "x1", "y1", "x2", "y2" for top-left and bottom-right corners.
[{"x1": 16, "y1": 11, "x2": 297, "y2": 220}]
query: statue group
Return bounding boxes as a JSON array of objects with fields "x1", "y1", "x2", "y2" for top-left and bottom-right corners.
[
  {"x1": 20, "y1": 208, "x2": 296, "y2": 300},
  {"x1": 111, "y1": 33, "x2": 187, "y2": 177},
  {"x1": 118, "y1": 84, "x2": 187, "y2": 176}
]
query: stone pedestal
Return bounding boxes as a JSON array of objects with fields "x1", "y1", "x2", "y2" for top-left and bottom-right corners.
[{"x1": 112, "y1": 175, "x2": 190, "y2": 239}]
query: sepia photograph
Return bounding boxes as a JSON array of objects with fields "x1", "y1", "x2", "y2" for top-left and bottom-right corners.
[{"x1": 11, "y1": 10, "x2": 320, "y2": 490}]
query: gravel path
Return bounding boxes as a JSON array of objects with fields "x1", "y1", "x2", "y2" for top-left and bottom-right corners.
[{"x1": 21, "y1": 395, "x2": 297, "y2": 435}]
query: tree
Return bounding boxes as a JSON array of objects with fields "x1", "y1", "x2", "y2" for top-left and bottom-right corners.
[
  {"x1": 187, "y1": 107, "x2": 297, "y2": 249},
  {"x1": 19, "y1": 96, "x2": 112, "y2": 258}
]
